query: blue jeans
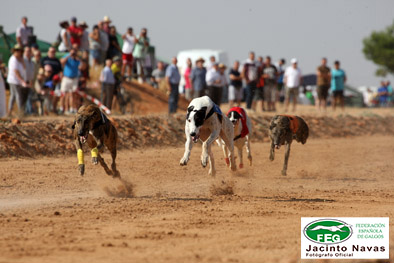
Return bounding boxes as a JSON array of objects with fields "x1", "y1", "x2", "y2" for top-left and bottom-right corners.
[
  {"x1": 245, "y1": 84, "x2": 256, "y2": 109},
  {"x1": 169, "y1": 83, "x2": 179, "y2": 113}
]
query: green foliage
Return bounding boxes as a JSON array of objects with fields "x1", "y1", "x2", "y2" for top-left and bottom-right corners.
[{"x1": 363, "y1": 21, "x2": 394, "y2": 76}]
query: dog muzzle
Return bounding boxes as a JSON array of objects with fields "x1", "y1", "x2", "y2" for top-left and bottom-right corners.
[
  {"x1": 192, "y1": 134, "x2": 200, "y2": 143},
  {"x1": 79, "y1": 134, "x2": 88, "y2": 144}
]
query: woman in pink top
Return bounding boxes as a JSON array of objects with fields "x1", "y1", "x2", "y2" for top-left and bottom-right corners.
[{"x1": 184, "y1": 58, "x2": 192, "y2": 101}]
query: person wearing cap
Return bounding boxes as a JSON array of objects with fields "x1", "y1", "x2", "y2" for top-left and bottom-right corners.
[
  {"x1": 165, "y1": 57, "x2": 181, "y2": 114},
  {"x1": 58, "y1": 21, "x2": 71, "y2": 52},
  {"x1": 133, "y1": 28, "x2": 150, "y2": 83},
  {"x1": 79, "y1": 21, "x2": 89, "y2": 52},
  {"x1": 16, "y1": 16, "x2": 32, "y2": 47},
  {"x1": 102, "y1": 16, "x2": 112, "y2": 33},
  {"x1": 206, "y1": 63, "x2": 226, "y2": 106},
  {"x1": 60, "y1": 48, "x2": 80, "y2": 114},
  {"x1": 151, "y1": 61, "x2": 166, "y2": 89},
  {"x1": 316, "y1": 57, "x2": 331, "y2": 112},
  {"x1": 68, "y1": 17, "x2": 82, "y2": 48},
  {"x1": 330, "y1": 60, "x2": 346, "y2": 111},
  {"x1": 121, "y1": 27, "x2": 137, "y2": 80},
  {"x1": 190, "y1": 57, "x2": 207, "y2": 98},
  {"x1": 98, "y1": 21, "x2": 109, "y2": 65},
  {"x1": 7, "y1": 44, "x2": 28, "y2": 116},
  {"x1": 228, "y1": 60, "x2": 243, "y2": 107},
  {"x1": 262, "y1": 56, "x2": 278, "y2": 111},
  {"x1": 284, "y1": 58, "x2": 302, "y2": 112}
]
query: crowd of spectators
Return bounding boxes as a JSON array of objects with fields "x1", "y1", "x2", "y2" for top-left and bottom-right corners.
[
  {"x1": 0, "y1": 16, "x2": 392, "y2": 118},
  {"x1": 0, "y1": 15, "x2": 153, "y2": 117}
]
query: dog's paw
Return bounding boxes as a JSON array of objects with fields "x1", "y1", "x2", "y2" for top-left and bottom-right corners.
[
  {"x1": 269, "y1": 155, "x2": 274, "y2": 161},
  {"x1": 112, "y1": 170, "x2": 121, "y2": 178},
  {"x1": 201, "y1": 154, "x2": 208, "y2": 168},
  {"x1": 239, "y1": 163, "x2": 244, "y2": 169},
  {"x1": 224, "y1": 157, "x2": 230, "y2": 166},
  {"x1": 179, "y1": 156, "x2": 189, "y2": 166},
  {"x1": 92, "y1": 157, "x2": 98, "y2": 165},
  {"x1": 248, "y1": 156, "x2": 252, "y2": 166},
  {"x1": 281, "y1": 170, "x2": 287, "y2": 176},
  {"x1": 78, "y1": 164, "x2": 85, "y2": 176},
  {"x1": 208, "y1": 168, "x2": 216, "y2": 177}
]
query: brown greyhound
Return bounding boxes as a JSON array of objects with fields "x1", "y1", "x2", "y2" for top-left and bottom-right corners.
[
  {"x1": 72, "y1": 104, "x2": 120, "y2": 177},
  {"x1": 269, "y1": 115, "x2": 309, "y2": 176}
]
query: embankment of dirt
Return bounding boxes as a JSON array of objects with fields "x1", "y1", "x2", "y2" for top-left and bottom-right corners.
[{"x1": 1, "y1": 114, "x2": 393, "y2": 158}]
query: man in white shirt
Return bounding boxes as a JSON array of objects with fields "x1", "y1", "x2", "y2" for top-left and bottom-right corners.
[
  {"x1": 16, "y1": 17, "x2": 32, "y2": 47},
  {"x1": 206, "y1": 63, "x2": 225, "y2": 106},
  {"x1": 284, "y1": 58, "x2": 302, "y2": 112},
  {"x1": 121, "y1": 27, "x2": 136, "y2": 80}
]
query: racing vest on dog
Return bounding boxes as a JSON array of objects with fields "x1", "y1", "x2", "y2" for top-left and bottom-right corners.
[
  {"x1": 205, "y1": 103, "x2": 223, "y2": 123},
  {"x1": 280, "y1": 115, "x2": 299, "y2": 134},
  {"x1": 228, "y1": 107, "x2": 249, "y2": 139}
]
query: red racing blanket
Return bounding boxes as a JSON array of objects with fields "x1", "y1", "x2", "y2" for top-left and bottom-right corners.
[{"x1": 228, "y1": 107, "x2": 249, "y2": 138}]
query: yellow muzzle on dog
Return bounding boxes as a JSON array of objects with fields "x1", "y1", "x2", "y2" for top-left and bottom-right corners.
[
  {"x1": 77, "y1": 149, "x2": 84, "y2": 164},
  {"x1": 91, "y1": 147, "x2": 98, "y2": 158}
]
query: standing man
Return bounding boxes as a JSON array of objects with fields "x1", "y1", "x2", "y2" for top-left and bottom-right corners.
[
  {"x1": 16, "y1": 16, "x2": 32, "y2": 47},
  {"x1": 242, "y1": 51, "x2": 259, "y2": 110},
  {"x1": 228, "y1": 60, "x2": 243, "y2": 107},
  {"x1": 331, "y1": 60, "x2": 346, "y2": 112},
  {"x1": 190, "y1": 57, "x2": 207, "y2": 98},
  {"x1": 284, "y1": 58, "x2": 302, "y2": 112},
  {"x1": 133, "y1": 28, "x2": 150, "y2": 83},
  {"x1": 262, "y1": 56, "x2": 278, "y2": 111},
  {"x1": 68, "y1": 17, "x2": 82, "y2": 49},
  {"x1": 41, "y1": 46, "x2": 62, "y2": 79},
  {"x1": 316, "y1": 57, "x2": 331, "y2": 112},
  {"x1": 100, "y1": 59, "x2": 116, "y2": 110},
  {"x1": 206, "y1": 63, "x2": 222, "y2": 105},
  {"x1": 60, "y1": 48, "x2": 80, "y2": 114},
  {"x1": 165, "y1": 57, "x2": 181, "y2": 114},
  {"x1": 121, "y1": 27, "x2": 136, "y2": 80}
]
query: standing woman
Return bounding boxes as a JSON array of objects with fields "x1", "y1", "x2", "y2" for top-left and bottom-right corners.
[
  {"x1": 7, "y1": 44, "x2": 28, "y2": 116},
  {"x1": 184, "y1": 58, "x2": 193, "y2": 101},
  {"x1": 89, "y1": 25, "x2": 101, "y2": 69},
  {"x1": 58, "y1": 21, "x2": 71, "y2": 52}
]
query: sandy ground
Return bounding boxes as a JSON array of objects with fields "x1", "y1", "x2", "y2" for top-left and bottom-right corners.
[{"x1": 0, "y1": 135, "x2": 393, "y2": 263}]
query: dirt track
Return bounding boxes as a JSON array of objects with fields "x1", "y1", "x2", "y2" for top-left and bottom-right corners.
[{"x1": 0, "y1": 135, "x2": 394, "y2": 263}]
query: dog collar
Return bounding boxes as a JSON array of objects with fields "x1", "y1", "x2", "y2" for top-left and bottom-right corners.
[
  {"x1": 234, "y1": 134, "x2": 242, "y2": 141},
  {"x1": 92, "y1": 110, "x2": 108, "y2": 130}
]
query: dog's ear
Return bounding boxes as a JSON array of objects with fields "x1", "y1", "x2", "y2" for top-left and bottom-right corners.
[
  {"x1": 199, "y1": 106, "x2": 207, "y2": 115},
  {"x1": 72, "y1": 120, "x2": 76, "y2": 130},
  {"x1": 186, "y1": 106, "x2": 194, "y2": 119}
]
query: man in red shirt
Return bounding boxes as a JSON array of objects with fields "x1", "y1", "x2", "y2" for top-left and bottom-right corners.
[{"x1": 68, "y1": 17, "x2": 82, "y2": 48}]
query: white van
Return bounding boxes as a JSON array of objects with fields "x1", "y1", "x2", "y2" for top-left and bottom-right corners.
[{"x1": 176, "y1": 49, "x2": 229, "y2": 93}]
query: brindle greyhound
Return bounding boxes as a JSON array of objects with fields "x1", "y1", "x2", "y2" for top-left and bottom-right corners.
[
  {"x1": 269, "y1": 115, "x2": 309, "y2": 176},
  {"x1": 72, "y1": 104, "x2": 120, "y2": 177}
]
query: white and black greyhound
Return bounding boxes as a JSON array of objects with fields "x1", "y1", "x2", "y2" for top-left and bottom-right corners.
[{"x1": 180, "y1": 96, "x2": 236, "y2": 176}]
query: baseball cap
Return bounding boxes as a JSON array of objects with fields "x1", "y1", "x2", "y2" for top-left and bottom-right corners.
[{"x1": 291, "y1": 58, "x2": 298, "y2": 64}]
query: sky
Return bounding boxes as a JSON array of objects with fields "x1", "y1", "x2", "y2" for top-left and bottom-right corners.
[{"x1": 1, "y1": 0, "x2": 394, "y2": 87}]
